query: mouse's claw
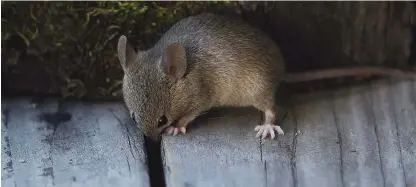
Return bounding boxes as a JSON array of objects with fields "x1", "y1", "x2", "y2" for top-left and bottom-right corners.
[
  {"x1": 179, "y1": 127, "x2": 186, "y2": 134},
  {"x1": 163, "y1": 126, "x2": 187, "y2": 136},
  {"x1": 254, "y1": 124, "x2": 284, "y2": 140},
  {"x1": 163, "y1": 126, "x2": 175, "y2": 135}
]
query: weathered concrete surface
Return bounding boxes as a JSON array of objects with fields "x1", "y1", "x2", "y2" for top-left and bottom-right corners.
[
  {"x1": 2, "y1": 79, "x2": 415, "y2": 187},
  {"x1": 162, "y1": 109, "x2": 265, "y2": 187},
  {"x1": 162, "y1": 79, "x2": 416, "y2": 187},
  {"x1": 1, "y1": 99, "x2": 150, "y2": 187}
]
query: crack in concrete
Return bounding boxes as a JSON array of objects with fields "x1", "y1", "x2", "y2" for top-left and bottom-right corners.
[
  {"x1": 332, "y1": 93, "x2": 345, "y2": 187},
  {"x1": 391, "y1": 80, "x2": 409, "y2": 185},
  {"x1": 369, "y1": 84, "x2": 387, "y2": 187},
  {"x1": 110, "y1": 110, "x2": 141, "y2": 163},
  {"x1": 291, "y1": 107, "x2": 298, "y2": 187}
]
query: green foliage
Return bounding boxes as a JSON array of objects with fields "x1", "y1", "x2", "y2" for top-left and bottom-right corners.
[{"x1": 2, "y1": 1, "x2": 234, "y2": 99}]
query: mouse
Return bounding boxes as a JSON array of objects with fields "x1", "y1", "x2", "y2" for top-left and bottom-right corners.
[{"x1": 117, "y1": 13, "x2": 416, "y2": 141}]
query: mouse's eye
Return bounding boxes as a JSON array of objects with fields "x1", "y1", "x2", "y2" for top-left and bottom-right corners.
[
  {"x1": 157, "y1": 115, "x2": 167, "y2": 127},
  {"x1": 130, "y1": 112, "x2": 136, "y2": 123}
]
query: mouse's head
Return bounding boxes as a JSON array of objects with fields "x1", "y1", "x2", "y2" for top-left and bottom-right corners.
[{"x1": 117, "y1": 35, "x2": 187, "y2": 141}]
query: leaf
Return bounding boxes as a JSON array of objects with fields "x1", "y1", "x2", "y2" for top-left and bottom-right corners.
[{"x1": 15, "y1": 31, "x2": 30, "y2": 47}]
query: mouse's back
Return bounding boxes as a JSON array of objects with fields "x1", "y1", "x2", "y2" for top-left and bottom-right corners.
[
  {"x1": 151, "y1": 13, "x2": 285, "y2": 76},
  {"x1": 147, "y1": 13, "x2": 286, "y2": 108}
]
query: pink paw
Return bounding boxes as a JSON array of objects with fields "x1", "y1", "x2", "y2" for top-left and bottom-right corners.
[
  {"x1": 163, "y1": 126, "x2": 186, "y2": 136},
  {"x1": 254, "y1": 124, "x2": 284, "y2": 139}
]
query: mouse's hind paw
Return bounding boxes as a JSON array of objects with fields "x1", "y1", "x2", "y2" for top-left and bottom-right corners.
[{"x1": 254, "y1": 124, "x2": 284, "y2": 139}]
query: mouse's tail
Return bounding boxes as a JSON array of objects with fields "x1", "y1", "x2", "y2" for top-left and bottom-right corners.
[{"x1": 281, "y1": 67, "x2": 416, "y2": 83}]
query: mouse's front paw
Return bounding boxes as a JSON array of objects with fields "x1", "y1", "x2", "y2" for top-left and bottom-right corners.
[
  {"x1": 254, "y1": 124, "x2": 284, "y2": 139},
  {"x1": 163, "y1": 126, "x2": 186, "y2": 136}
]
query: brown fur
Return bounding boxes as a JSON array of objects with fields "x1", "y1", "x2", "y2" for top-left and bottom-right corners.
[
  {"x1": 118, "y1": 13, "x2": 416, "y2": 141},
  {"x1": 118, "y1": 13, "x2": 284, "y2": 140}
]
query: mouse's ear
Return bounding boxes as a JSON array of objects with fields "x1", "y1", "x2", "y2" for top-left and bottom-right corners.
[
  {"x1": 118, "y1": 35, "x2": 137, "y2": 72},
  {"x1": 160, "y1": 42, "x2": 187, "y2": 79}
]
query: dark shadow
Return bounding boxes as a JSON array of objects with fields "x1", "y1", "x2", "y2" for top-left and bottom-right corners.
[{"x1": 144, "y1": 137, "x2": 166, "y2": 187}]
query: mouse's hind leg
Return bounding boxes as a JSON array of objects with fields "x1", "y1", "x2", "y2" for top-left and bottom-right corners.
[
  {"x1": 253, "y1": 96, "x2": 284, "y2": 139},
  {"x1": 254, "y1": 108, "x2": 285, "y2": 139}
]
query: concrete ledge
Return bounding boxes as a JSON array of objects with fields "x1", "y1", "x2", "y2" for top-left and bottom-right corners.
[
  {"x1": 162, "y1": 79, "x2": 416, "y2": 187},
  {"x1": 1, "y1": 100, "x2": 150, "y2": 187}
]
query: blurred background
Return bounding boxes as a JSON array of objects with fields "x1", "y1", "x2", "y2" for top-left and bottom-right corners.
[{"x1": 2, "y1": 1, "x2": 415, "y2": 100}]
